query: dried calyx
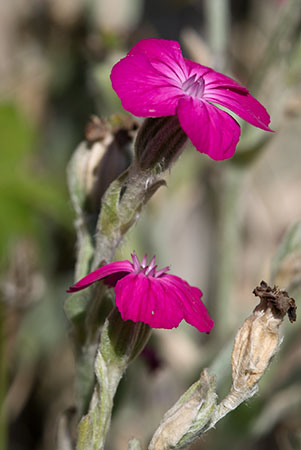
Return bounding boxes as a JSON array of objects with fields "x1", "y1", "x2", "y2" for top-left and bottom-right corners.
[
  {"x1": 208, "y1": 280, "x2": 297, "y2": 429},
  {"x1": 253, "y1": 280, "x2": 297, "y2": 323},
  {"x1": 85, "y1": 114, "x2": 138, "y2": 147},
  {"x1": 73, "y1": 114, "x2": 138, "y2": 214},
  {"x1": 230, "y1": 280, "x2": 297, "y2": 396}
]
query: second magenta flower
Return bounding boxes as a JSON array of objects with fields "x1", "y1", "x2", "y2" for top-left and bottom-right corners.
[{"x1": 68, "y1": 252, "x2": 214, "y2": 334}]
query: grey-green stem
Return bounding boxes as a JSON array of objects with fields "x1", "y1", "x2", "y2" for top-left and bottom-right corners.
[
  {"x1": 92, "y1": 161, "x2": 166, "y2": 269},
  {"x1": 76, "y1": 311, "x2": 151, "y2": 450},
  {"x1": 66, "y1": 155, "x2": 167, "y2": 415}
]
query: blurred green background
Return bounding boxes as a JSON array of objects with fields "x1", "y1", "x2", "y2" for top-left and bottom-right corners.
[{"x1": 0, "y1": 0, "x2": 300, "y2": 449}]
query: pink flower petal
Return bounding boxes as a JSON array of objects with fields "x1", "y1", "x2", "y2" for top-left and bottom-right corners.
[
  {"x1": 204, "y1": 88, "x2": 272, "y2": 131},
  {"x1": 114, "y1": 272, "x2": 214, "y2": 333},
  {"x1": 115, "y1": 273, "x2": 184, "y2": 329},
  {"x1": 110, "y1": 54, "x2": 184, "y2": 117},
  {"x1": 185, "y1": 59, "x2": 248, "y2": 93},
  {"x1": 162, "y1": 275, "x2": 214, "y2": 333},
  {"x1": 67, "y1": 260, "x2": 133, "y2": 292},
  {"x1": 177, "y1": 96, "x2": 241, "y2": 160},
  {"x1": 128, "y1": 39, "x2": 188, "y2": 83},
  {"x1": 184, "y1": 58, "x2": 212, "y2": 79}
]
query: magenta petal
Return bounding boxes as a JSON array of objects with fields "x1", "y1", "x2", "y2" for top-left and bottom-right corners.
[
  {"x1": 177, "y1": 97, "x2": 241, "y2": 160},
  {"x1": 185, "y1": 59, "x2": 248, "y2": 93},
  {"x1": 67, "y1": 260, "x2": 133, "y2": 292},
  {"x1": 115, "y1": 273, "x2": 184, "y2": 329},
  {"x1": 115, "y1": 272, "x2": 214, "y2": 333},
  {"x1": 162, "y1": 275, "x2": 214, "y2": 333},
  {"x1": 203, "y1": 88, "x2": 272, "y2": 131},
  {"x1": 128, "y1": 39, "x2": 188, "y2": 83},
  {"x1": 110, "y1": 54, "x2": 183, "y2": 117},
  {"x1": 201, "y1": 66, "x2": 249, "y2": 93},
  {"x1": 183, "y1": 58, "x2": 212, "y2": 80}
]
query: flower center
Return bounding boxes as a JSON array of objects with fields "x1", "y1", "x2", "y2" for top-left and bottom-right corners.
[
  {"x1": 181, "y1": 74, "x2": 204, "y2": 98},
  {"x1": 131, "y1": 252, "x2": 170, "y2": 278}
]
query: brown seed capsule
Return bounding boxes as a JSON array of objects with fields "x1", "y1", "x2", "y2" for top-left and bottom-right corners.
[
  {"x1": 231, "y1": 281, "x2": 296, "y2": 397},
  {"x1": 212, "y1": 282, "x2": 297, "y2": 425}
]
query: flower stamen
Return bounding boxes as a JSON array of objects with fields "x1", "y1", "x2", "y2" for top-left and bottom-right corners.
[
  {"x1": 130, "y1": 253, "x2": 170, "y2": 278},
  {"x1": 182, "y1": 74, "x2": 205, "y2": 98}
]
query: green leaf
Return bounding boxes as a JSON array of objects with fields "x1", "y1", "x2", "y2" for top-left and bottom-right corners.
[
  {"x1": 0, "y1": 102, "x2": 36, "y2": 166},
  {"x1": 0, "y1": 101, "x2": 72, "y2": 260}
]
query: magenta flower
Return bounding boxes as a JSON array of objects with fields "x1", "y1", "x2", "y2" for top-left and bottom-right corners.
[
  {"x1": 110, "y1": 39, "x2": 272, "y2": 160},
  {"x1": 67, "y1": 252, "x2": 214, "y2": 333}
]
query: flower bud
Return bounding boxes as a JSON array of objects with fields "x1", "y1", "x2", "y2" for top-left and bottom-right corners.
[
  {"x1": 149, "y1": 370, "x2": 217, "y2": 450},
  {"x1": 103, "y1": 307, "x2": 152, "y2": 365},
  {"x1": 135, "y1": 116, "x2": 187, "y2": 171}
]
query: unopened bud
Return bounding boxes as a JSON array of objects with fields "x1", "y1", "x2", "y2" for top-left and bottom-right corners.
[
  {"x1": 149, "y1": 370, "x2": 217, "y2": 450},
  {"x1": 135, "y1": 116, "x2": 187, "y2": 170},
  {"x1": 103, "y1": 307, "x2": 152, "y2": 365}
]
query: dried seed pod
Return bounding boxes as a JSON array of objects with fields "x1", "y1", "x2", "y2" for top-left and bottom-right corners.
[
  {"x1": 216, "y1": 281, "x2": 297, "y2": 420},
  {"x1": 69, "y1": 114, "x2": 136, "y2": 216},
  {"x1": 232, "y1": 281, "x2": 296, "y2": 395}
]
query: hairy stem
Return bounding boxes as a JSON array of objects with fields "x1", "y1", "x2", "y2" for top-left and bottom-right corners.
[
  {"x1": 92, "y1": 162, "x2": 165, "y2": 269},
  {"x1": 77, "y1": 312, "x2": 151, "y2": 450}
]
